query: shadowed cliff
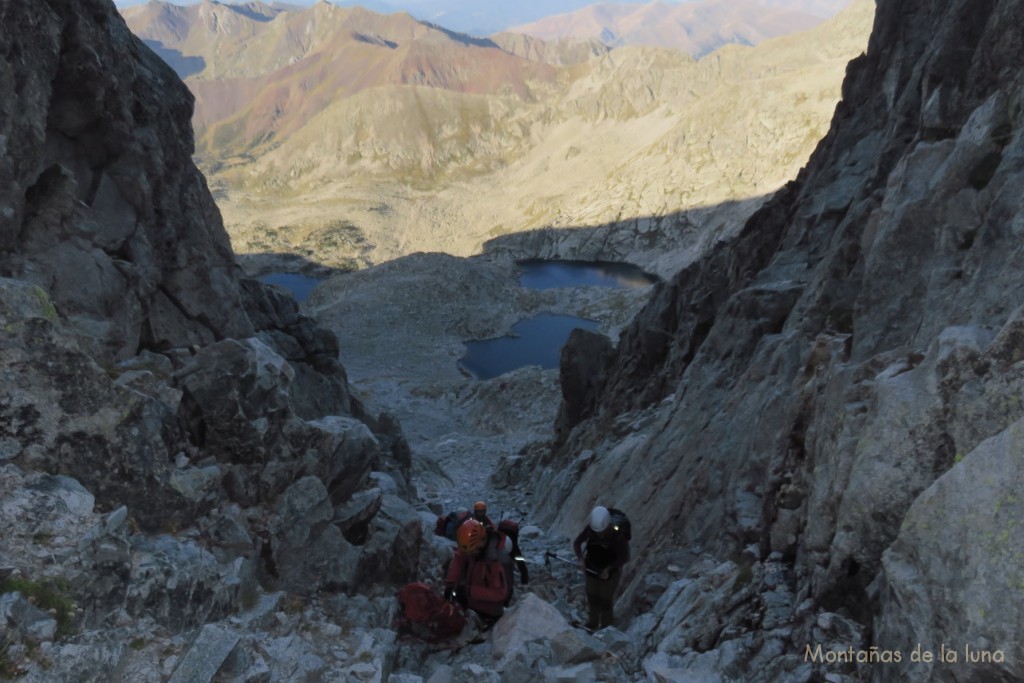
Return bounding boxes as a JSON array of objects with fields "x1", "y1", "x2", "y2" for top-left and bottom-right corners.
[
  {"x1": 0, "y1": 3, "x2": 419, "y2": 674},
  {"x1": 532, "y1": 0, "x2": 1024, "y2": 679}
]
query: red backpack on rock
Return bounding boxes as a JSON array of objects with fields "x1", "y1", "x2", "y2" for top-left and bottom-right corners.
[{"x1": 396, "y1": 582, "x2": 467, "y2": 642}]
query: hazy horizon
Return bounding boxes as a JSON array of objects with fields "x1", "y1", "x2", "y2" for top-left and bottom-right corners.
[
  {"x1": 112, "y1": 0, "x2": 707, "y2": 8},
  {"x1": 114, "y1": 0, "x2": 719, "y2": 37},
  {"x1": 113, "y1": 0, "x2": 703, "y2": 5},
  {"x1": 115, "y1": 0, "x2": 854, "y2": 45}
]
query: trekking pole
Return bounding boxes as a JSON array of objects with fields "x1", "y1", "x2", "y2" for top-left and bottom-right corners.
[{"x1": 545, "y1": 551, "x2": 599, "y2": 576}]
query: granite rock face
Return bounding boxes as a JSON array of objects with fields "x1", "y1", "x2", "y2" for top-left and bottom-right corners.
[
  {"x1": 0, "y1": 278, "x2": 194, "y2": 532},
  {"x1": 0, "y1": 0, "x2": 253, "y2": 359},
  {"x1": 0, "y1": 0, "x2": 416, "y2": 674},
  {"x1": 535, "y1": 0, "x2": 1024, "y2": 679},
  {"x1": 877, "y1": 418, "x2": 1024, "y2": 682}
]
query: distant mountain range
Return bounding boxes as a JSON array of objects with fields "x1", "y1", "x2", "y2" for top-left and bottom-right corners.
[
  {"x1": 342, "y1": 0, "x2": 856, "y2": 36},
  {"x1": 122, "y1": 1, "x2": 578, "y2": 153},
  {"x1": 118, "y1": 0, "x2": 855, "y2": 38},
  {"x1": 120, "y1": 0, "x2": 874, "y2": 273},
  {"x1": 339, "y1": 0, "x2": 855, "y2": 38},
  {"x1": 510, "y1": 0, "x2": 833, "y2": 56}
]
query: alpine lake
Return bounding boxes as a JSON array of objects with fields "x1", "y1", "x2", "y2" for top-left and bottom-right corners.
[
  {"x1": 257, "y1": 272, "x2": 323, "y2": 304},
  {"x1": 458, "y1": 260, "x2": 659, "y2": 380},
  {"x1": 257, "y1": 259, "x2": 659, "y2": 380}
]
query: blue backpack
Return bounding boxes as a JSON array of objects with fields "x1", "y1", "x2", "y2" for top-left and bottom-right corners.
[{"x1": 434, "y1": 509, "x2": 470, "y2": 541}]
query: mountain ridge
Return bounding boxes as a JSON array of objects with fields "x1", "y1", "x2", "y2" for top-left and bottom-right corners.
[
  {"x1": 508, "y1": 0, "x2": 825, "y2": 56},
  {"x1": 122, "y1": 0, "x2": 874, "y2": 277}
]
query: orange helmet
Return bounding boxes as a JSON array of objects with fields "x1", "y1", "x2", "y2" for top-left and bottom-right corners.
[{"x1": 457, "y1": 519, "x2": 487, "y2": 554}]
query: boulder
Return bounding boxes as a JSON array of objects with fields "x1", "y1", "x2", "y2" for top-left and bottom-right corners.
[
  {"x1": 167, "y1": 624, "x2": 240, "y2": 683},
  {"x1": 71, "y1": 504, "x2": 253, "y2": 632},
  {"x1": 204, "y1": 506, "x2": 256, "y2": 560},
  {"x1": 389, "y1": 674, "x2": 425, "y2": 683},
  {"x1": 289, "y1": 415, "x2": 379, "y2": 506},
  {"x1": 261, "y1": 635, "x2": 328, "y2": 679},
  {"x1": 175, "y1": 341, "x2": 380, "y2": 510},
  {"x1": 125, "y1": 536, "x2": 251, "y2": 631},
  {"x1": 452, "y1": 663, "x2": 500, "y2": 682},
  {"x1": 75, "y1": 506, "x2": 133, "y2": 620},
  {"x1": 492, "y1": 593, "x2": 573, "y2": 660},
  {"x1": 168, "y1": 465, "x2": 222, "y2": 504},
  {"x1": 269, "y1": 476, "x2": 359, "y2": 593},
  {"x1": 550, "y1": 629, "x2": 608, "y2": 664},
  {"x1": 554, "y1": 328, "x2": 614, "y2": 444},
  {"x1": 494, "y1": 640, "x2": 554, "y2": 683},
  {"x1": 648, "y1": 667, "x2": 721, "y2": 683},
  {"x1": 353, "y1": 494, "x2": 424, "y2": 587},
  {"x1": 27, "y1": 474, "x2": 94, "y2": 518},
  {"x1": 635, "y1": 562, "x2": 741, "y2": 656},
  {"x1": 175, "y1": 338, "x2": 294, "y2": 465},
  {"x1": 425, "y1": 665, "x2": 454, "y2": 683},
  {"x1": 542, "y1": 663, "x2": 598, "y2": 682},
  {"x1": 0, "y1": 283, "x2": 201, "y2": 531},
  {"x1": 335, "y1": 488, "x2": 384, "y2": 539},
  {"x1": 0, "y1": 592, "x2": 58, "y2": 645},
  {"x1": 240, "y1": 277, "x2": 357, "y2": 420}
]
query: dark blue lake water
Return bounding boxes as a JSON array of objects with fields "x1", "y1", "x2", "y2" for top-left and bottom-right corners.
[
  {"x1": 260, "y1": 261, "x2": 654, "y2": 380},
  {"x1": 517, "y1": 259, "x2": 659, "y2": 290},
  {"x1": 258, "y1": 273, "x2": 323, "y2": 304},
  {"x1": 459, "y1": 313, "x2": 600, "y2": 380}
]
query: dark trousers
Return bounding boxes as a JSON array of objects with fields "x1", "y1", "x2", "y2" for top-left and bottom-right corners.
[{"x1": 584, "y1": 568, "x2": 620, "y2": 630}]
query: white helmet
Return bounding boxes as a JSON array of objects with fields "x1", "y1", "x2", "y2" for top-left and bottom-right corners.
[{"x1": 590, "y1": 506, "x2": 611, "y2": 533}]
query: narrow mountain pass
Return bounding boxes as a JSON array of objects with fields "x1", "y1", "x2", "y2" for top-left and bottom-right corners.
[
  {"x1": 303, "y1": 251, "x2": 657, "y2": 655},
  {"x1": 306, "y1": 250, "x2": 649, "y2": 529}
]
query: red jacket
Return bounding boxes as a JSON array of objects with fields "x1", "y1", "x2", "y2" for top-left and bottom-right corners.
[{"x1": 446, "y1": 533, "x2": 514, "y2": 617}]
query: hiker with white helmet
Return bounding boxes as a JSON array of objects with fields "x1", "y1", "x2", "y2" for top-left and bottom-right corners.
[{"x1": 573, "y1": 505, "x2": 631, "y2": 631}]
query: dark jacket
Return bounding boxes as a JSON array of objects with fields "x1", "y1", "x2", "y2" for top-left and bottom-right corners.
[
  {"x1": 573, "y1": 525, "x2": 630, "y2": 575},
  {"x1": 473, "y1": 512, "x2": 496, "y2": 532}
]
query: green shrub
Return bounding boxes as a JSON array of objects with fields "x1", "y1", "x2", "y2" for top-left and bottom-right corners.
[{"x1": 0, "y1": 577, "x2": 77, "y2": 638}]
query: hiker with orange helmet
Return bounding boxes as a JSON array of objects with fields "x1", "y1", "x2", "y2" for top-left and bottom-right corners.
[
  {"x1": 573, "y1": 505, "x2": 630, "y2": 631},
  {"x1": 472, "y1": 500, "x2": 496, "y2": 531},
  {"x1": 445, "y1": 518, "x2": 514, "y2": 619}
]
